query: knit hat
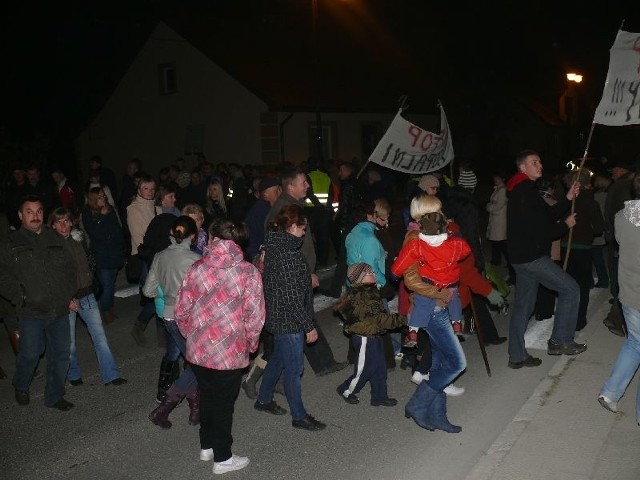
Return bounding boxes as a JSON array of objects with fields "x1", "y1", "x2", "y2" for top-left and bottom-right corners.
[
  {"x1": 419, "y1": 212, "x2": 448, "y2": 235},
  {"x1": 347, "y1": 262, "x2": 374, "y2": 284},
  {"x1": 258, "y1": 176, "x2": 280, "y2": 192},
  {"x1": 418, "y1": 174, "x2": 440, "y2": 191}
]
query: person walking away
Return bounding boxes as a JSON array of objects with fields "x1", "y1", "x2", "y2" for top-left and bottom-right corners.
[
  {"x1": 598, "y1": 171, "x2": 640, "y2": 425},
  {"x1": 144, "y1": 216, "x2": 201, "y2": 427},
  {"x1": 560, "y1": 169, "x2": 604, "y2": 331},
  {"x1": 335, "y1": 263, "x2": 407, "y2": 406},
  {"x1": 591, "y1": 173, "x2": 611, "y2": 288},
  {"x1": 175, "y1": 219, "x2": 264, "y2": 474}
]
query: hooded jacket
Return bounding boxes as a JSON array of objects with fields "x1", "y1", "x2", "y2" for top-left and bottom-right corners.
[
  {"x1": 143, "y1": 237, "x2": 201, "y2": 319},
  {"x1": 175, "y1": 239, "x2": 265, "y2": 370},
  {"x1": 262, "y1": 229, "x2": 314, "y2": 335},
  {"x1": 615, "y1": 199, "x2": 640, "y2": 310},
  {"x1": 506, "y1": 172, "x2": 570, "y2": 264}
]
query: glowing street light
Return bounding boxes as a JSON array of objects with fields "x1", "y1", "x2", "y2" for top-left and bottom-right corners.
[{"x1": 566, "y1": 73, "x2": 583, "y2": 83}]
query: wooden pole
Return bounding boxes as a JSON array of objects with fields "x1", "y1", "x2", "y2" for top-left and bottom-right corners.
[
  {"x1": 466, "y1": 287, "x2": 491, "y2": 377},
  {"x1": 562, "y1": 121, "x2": 596, "y2": 270}
]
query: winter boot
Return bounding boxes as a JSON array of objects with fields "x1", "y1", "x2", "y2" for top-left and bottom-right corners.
[
  {"x1": 186, "y1": 388, "x2": 200, "y2": 425},
  {"x1": 148, "y1": 385, "x2": 184, "y2": 429},
  {"x1": 156, "y1": 357, "x2": 177, "y2": 403},
  {"x1": 9, "y1": 329, "x2": 19, "y2": 356},
  {"x1": 404, "y1": 381, "x2": 438, "y2": 430},
  {"x1": 242, "y1": 363, "x2": 265, "y2": 400},
  {"x1": 430, "y1": 388, "x2": 462, "y2": 433}
]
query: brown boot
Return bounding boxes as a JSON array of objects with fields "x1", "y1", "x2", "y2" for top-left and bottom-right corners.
[
  {"x1": 186, "y1": 388, "x2": 200, "y2": 425},
  {"x1": 102, "y1": 310, "x2": 115, "y2": 325},
  {"x1": 148, "y1": 386, "x2": 183, "y2": 429},
  {"x1": 9, "y1": 329, "x2": 19, "y2": 356}
]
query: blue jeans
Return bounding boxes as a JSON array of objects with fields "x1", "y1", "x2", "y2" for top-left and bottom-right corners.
[
  {"x1": 425, "y1": 307, "x2": 467, "y2": 391},
  {"x1": 96, "y1": 268, "x2": 118, "y2": 311},
  {"x1": 410, "y1": 289, "x2": 463, "y2": 328},
  {"x1": 509, "y1": 256, "x2": 580, "y2": 363},
  {"x1": 68, "y1": 294, "x2": 121, "y2": 384},
  {"x1": 257, "y1": 331, "x2": 307, "y2": 421},
  {"x1": 601, "y1": 304, "x2": 640, "y2": 423},
  {"x1": 13, "y1": 315, "x2": 70, "y2": 406},
  {"x1": 164, "y1": 318, "x2": 197, "y2": 393}
]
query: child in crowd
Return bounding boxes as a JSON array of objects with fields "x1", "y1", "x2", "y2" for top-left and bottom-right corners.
[
  {"x1": 391, "y1": 211, "x2": 471, "y2": 348},
  {"x1": 334, "y1": 263, "x2": 407, "y2": 406}
]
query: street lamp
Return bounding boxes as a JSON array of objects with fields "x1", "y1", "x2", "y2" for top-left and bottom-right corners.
[{"x1": 564, "y1": 72, "x2": 584, "y2": 156}]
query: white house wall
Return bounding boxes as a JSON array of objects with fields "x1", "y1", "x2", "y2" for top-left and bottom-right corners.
[{"x1": 76, "y1": 22, "x2": 268, "y2": 182}]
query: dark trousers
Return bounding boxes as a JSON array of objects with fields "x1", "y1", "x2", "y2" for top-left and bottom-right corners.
[
  {"x1": 304, "y1": 323, "x2": 338, "y2": 374},
  {"x1": 338, "y1": 335, "x2": 388, "y2": 402},
  {"x1": 327, "y1": 230, "x2": 348, "y2": 297},
  {"x1": 490, "y1": 240, "x2": 515, "y2": 279},
  {"x1": 606, "y1": 241, "x2": 620, "y2": 298},
  {"x1": 308, "y1": 207, "x2": 331, "y2": 266},
  {"x1": 191, "y1": 365, "x2": 243, "y2": 463},
  {"x1": 563, "y1": 248, "x2": 594, "y2": 331},
  {"x1": 470, "y1": 293, "x2": 501, "y2": 342},
  {"x1": 13, "y1": 315, "x2": 70, "y2": 407},
  {"x1": 415, "y1": 330, "x2": 433, "y2": 375},
  {"x1": 592, "y1": 244, "x2": 609, "y2": 286}
]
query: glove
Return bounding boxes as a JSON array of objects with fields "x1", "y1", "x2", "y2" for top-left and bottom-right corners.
[{"x1": 487, "y1": 289, "x2": 504, "y2": 307}]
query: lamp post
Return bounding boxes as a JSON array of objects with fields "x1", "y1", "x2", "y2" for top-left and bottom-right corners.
[
  {"x1": 564, "y1": 72, "x2": 583, "y2": 156},
  {"x1": 311, "y1": 0, "x2": 324, "y2": 168}
]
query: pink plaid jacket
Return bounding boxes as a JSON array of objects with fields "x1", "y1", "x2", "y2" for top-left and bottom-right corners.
[{"x1": 175, "y1": 239, "x2": 265, "y2": 370}]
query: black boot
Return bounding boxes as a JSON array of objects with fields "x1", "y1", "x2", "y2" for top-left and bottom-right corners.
[
  {"x1": 186, "y1": 388, "x2": 200, "y2": 425},
  {"x1": 148, "y1": 386, "x2": 183, "y2": 429},
  {"x1": 242, "y1": 364, "x2": 265, "y2": 400},
  {"x1": 156, "y1": 357, "x2": 177, "y2": 403}
]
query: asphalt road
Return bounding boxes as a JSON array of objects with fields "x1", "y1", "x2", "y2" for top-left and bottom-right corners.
[{"x1": 0, "y1": 274, "x2": 582, "y2": 480}]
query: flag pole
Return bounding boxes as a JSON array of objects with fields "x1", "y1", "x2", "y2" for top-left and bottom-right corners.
[{"x1": 562, "y1": 20, "x2": 625, "y2": 269}]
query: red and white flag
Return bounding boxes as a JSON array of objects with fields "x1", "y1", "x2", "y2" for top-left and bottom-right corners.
[
  {"x1": 594, "y1": 29, "x2": 640, "y2": 126},
  {"x1": 368, "y1": 104, "x2": 454, "y2": 174}
]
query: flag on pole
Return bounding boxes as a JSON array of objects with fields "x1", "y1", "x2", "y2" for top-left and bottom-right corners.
[
  {"x1": 368, "y1": 104, "x2": 454, "y2": 174},
  {"x1": 594, "y1": 29, "x2": 640, "y2": 126}
]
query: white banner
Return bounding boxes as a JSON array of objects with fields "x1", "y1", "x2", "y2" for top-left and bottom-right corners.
[
  {"x1": 594, "y1": 30, "x2": 640, "y2": 126},
  {"x1": 368, "y1": 105, "x2": 454, "y2": 174}
]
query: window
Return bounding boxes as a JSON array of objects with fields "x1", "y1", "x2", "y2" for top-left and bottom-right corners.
[
  {"x1": 308, "y1": 121, "x2": 337, "y2": 161},
  {"x1": 361, "y1": 122, "x2": 381, "y2": 159},
  {"x1": 158, "y1": 63, "x2": 177, "y2": 95}
]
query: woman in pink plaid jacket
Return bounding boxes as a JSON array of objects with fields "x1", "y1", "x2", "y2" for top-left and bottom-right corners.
[{"x1": 175, "y1": 218, "x2": 265, "y2": 474}]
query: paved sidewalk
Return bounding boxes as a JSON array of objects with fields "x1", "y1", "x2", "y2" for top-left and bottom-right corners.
[{"x1": 466, "y1": 287, "x2": 640, "y2": 480}]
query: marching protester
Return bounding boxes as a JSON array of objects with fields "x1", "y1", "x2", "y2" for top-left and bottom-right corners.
[
  {"x1": 144, "y1": 216, "x2": 201, "y2": 429},
  {"x1": 49, "y1": 207, "x2": 126, "y2": 388},
  {"x1": 506, "y1": 149, "x2": 585, "y2": 369},
  {"x1": 598, "y1": 171, "x2": 640, "y2": 425},
  {"x1": 0, "y1": 196, "x2": 77, "y2": 410},
  {"x1": 175, "y1": 218, "x2": 264, "y2": 474}
]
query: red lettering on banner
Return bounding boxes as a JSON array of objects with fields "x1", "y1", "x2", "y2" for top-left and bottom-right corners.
[
  {"x1": 420, "y1": 133, "x2": 433, "y2": 151},
  {"x1": 407, "y1": 126, "x2": 422, "y2": 147}
]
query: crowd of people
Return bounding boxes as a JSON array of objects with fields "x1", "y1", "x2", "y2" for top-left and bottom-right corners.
[{"x1": 2, "y1": 149, "x2": 639, "y2": 475}]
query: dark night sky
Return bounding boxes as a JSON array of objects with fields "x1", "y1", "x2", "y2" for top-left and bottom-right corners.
[{"x1": 1, "y1": 0, "x2": 637, "y2": 143}]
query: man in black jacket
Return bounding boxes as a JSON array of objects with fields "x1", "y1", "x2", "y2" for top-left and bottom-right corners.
[
  {"x1": 0, "y1": 195, "x2": 78, "y2": 410},
  {"x1": 506, "y1": 150, "x2": 585, "y2": 369}
]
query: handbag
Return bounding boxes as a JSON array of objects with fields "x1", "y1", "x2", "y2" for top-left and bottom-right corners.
[{"x1": 125, "y1": 254, "x2": 144, "y2": 284}]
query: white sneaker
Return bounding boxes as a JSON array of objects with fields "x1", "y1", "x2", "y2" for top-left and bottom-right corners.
[
  {"x1": 410, "y1": 371, "x2": 430, "y2": 385},
  {"x1": 213, "y1": 455, "x2": 250, "y2": 475},
  {"x1": 444, "y1": 384, "x2": 465, "y2": 397},
  {"x1": 598, "y1": 395, "x2": 618, "y2": 413},
  {"x1": 200, "y1": 448, "x2": 214, "y2": 461}
]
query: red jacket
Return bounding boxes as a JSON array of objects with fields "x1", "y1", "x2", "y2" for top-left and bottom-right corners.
[{"x1": 391, "y1": 233, "x2": 470, "y2": 288}]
